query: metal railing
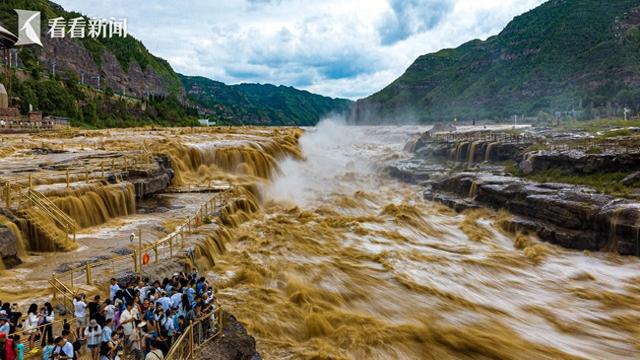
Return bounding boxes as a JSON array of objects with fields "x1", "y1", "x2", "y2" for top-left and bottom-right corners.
[
  {"x1": 51, "y1": 190, "x2": 228, "y2": 303},
  {"x1": 431, "y1": 131, "x2": 537, "y2": 143},
  {"x1": 10, "y1": 317, "x2": 70, "y2": 357},
  {"x1": 25, "y1": 188, "x2": 78, "y2": 235},
  {"x1": 47, "y1": 190, "x2": 230, "y2": 359},
  {"x1": 165, "y1": 307, "x2": 224, "y2": 360}
]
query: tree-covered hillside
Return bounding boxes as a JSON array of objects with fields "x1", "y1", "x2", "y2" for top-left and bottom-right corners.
[
  {"x1": 0, "y1": 1, "x2": 350, "y2": 128},
  {"x1": 181, "y1": 75, "x2": 352, "y2": 126},
  {"x1": 349, "y1": 0, "x2": 640, "y2": 124},
  {"x1": 0, "y1": 0, "x2": 182, "y2": 94}
]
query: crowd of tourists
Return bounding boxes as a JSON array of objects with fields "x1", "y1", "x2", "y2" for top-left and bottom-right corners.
[{"x1": 0, "y1": 270, "x2": 218, "y2": 360}]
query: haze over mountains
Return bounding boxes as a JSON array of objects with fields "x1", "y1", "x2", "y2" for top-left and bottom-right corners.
[
  {"x1": 180, "y1": 75, "x2": 352, "y2": 126},
  {"x1": 349, "y1": 0, "x2": 640, "y2": 124}
]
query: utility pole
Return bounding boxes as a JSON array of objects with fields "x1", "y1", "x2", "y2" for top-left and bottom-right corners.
[
  {"x1": 92, "y1": 75, "x2": 101, "y2": 89},
  {"x1": 51, "y1": 60, "x2": 56, "y2": 77}
]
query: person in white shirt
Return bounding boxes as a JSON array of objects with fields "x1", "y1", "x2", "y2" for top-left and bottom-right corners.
[
  {"x1": 24, "y1": 303, "x2": 40, "y2": 348},
  {"x1": 110, "y1": 278, "x2": 121, "y2": 302},
  {"x1": 54, "y1": 332, "x2": 75, "y2": 359},
  {"x1": 119, "y1": 302, "x2": 136, "y2": 344},
  {"x1": 85, "y1": 319, "x2": 102, "y2": 360},
  {"x1": 104, "y1": 299, "x2": 116, "y2": 323},
  {"x1": 137, "y1": 281, "x2": 149, "y2": 303},
  {"x1": 73, "y1": 294, "x2": 88, "y2": 340}
]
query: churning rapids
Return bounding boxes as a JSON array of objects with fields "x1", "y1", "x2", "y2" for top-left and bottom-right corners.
[{"x1": 203, "y1": 121, "x2": 640, "y2": 360}]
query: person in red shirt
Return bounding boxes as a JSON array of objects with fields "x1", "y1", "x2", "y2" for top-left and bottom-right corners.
[{"x1": 0, "y1": 332, "x2": 16, "y2": 360}]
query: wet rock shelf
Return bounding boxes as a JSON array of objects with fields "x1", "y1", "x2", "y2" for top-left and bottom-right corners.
[{"x1": 428, "y1": 173, "x2": 640, "y2": 256}]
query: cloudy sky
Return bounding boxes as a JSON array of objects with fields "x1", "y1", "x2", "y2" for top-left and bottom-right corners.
[{"x1": 56, "y1": 0, "x2": 545, "y2": 100}]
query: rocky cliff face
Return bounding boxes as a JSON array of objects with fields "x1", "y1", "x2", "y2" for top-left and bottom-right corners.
[
  {"x1": 0, "y1": 227, "x2": 20, "y2": 268},
  {"x1": 349, "y1": 0, "x2": 640, "y2": 123},
  {"x1": 521, "y1": 150, "x2": 640, "y2": 175},
  {"x1": 428, "y1": 172, "x2": 640, "y2": 256},
  {"x1": 38, "y1": 37, "x2": 176, "y2": 98}
]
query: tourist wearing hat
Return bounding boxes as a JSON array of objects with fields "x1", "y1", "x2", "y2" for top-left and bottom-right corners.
[
  {"x1": 85, "y1": 318, "x2": 102, "y2": 360},
  {"x1": 0, "y1": 315, "x2": 10, "y2": 335}
]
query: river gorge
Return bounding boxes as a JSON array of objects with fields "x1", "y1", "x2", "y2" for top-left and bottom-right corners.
[
  {"x1": 196, "y1": 122, "x2": 640, "y2": 359},
  {"x1": 0, "y1": 123, "x2": 637, "y2": 360}
]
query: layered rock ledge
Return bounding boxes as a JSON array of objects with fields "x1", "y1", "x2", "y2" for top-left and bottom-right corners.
[
  {"x1": 0, "y1": 227, "x2": 20, "y2": 268},
  {"x1": 427, "y1": 173, "x2": 640, "y2": 255}
]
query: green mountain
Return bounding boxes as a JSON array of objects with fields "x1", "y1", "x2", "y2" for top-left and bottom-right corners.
[
  {"x1": 349, "y1": 0, "x2": 640, "y2": 124},
  {"x1": 0, "y1": 1, "x2": 349, "y2": 128},
  {"x1": 0, "y1": 0, "x2": 197, "y2": 128},
  {"x1": 181, "y1": 75, "x2": 352, "y2": 126}
]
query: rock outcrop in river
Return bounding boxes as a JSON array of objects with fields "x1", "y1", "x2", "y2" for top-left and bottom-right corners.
[{"x1": 427, "y1": 172, "x2": 640, "y2": 256}]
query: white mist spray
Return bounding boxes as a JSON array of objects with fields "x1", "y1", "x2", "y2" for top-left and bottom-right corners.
[{"x1": 266, "y1": 117, "x2": 429, "y2": 206}]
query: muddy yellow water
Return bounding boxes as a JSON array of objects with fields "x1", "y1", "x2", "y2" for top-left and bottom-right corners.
[
  {"x1": 195, "y1": 122, "x2": 640, "y2": 359},
  {"x1": 0, "y1": 127, "x2": 300, "y2": 303},
  {"x1": 1, "y1": 125, "x2": 639, "y2": 359}
]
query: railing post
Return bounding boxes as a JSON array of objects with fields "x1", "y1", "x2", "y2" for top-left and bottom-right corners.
[
  {"x1": 5, "y1": 183, "x2": 9, "y2": 209},
  {"x1": 133, "y1": 250, "x2": 138, "y2": 273},
  {"x1": 124, "y1": 156, "x2": 128, "y2": 171},
  {"x1": 138, "y1": 228, "x2": 142, "y2": 272},
  {"x1": 85, "y1": 168, "x2": 90, "y2": 183},
  {"x1": 169, "y1": 236, "x2": 173, "y2": 257},
  {"x1": 85, "y1": 262, "x2": 92, "y2": 285},
  {"x1": 70, "y1": 268, "x2": 74, "y2": 290},
  {"x1": 66, "y1": 169, "x2": 70, "y2": 188},
  {"x1": 51, "y1": 275, "x2": 57, "y2": 301},
  {"x1": 187, "y1": 217, "x2": 191, "y2": 234},
  {"x1": 188, "y1": 325, "x2": 194, "y2": 358},
  {"x1": 154, "y1": 242, "x2": 159, "y2": 264},
  {"x1": 181, "y1": 227, "x2": 185, "y2": 248},
  {"x1": 28, "y1": 174, "x2": 32, "y2": 189}
]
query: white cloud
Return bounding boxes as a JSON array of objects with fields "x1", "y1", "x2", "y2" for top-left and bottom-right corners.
[{"x1": 54, "y1": 0, "x2": 545, "y2": 99}]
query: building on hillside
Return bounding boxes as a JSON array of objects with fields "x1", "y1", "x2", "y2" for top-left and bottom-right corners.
[
  {"x1": 198, "y1": 118, "x2": 216, "y2": 127},
  {"x1": 49, "y1": 116, "x2": 71, "y2": 129}
]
